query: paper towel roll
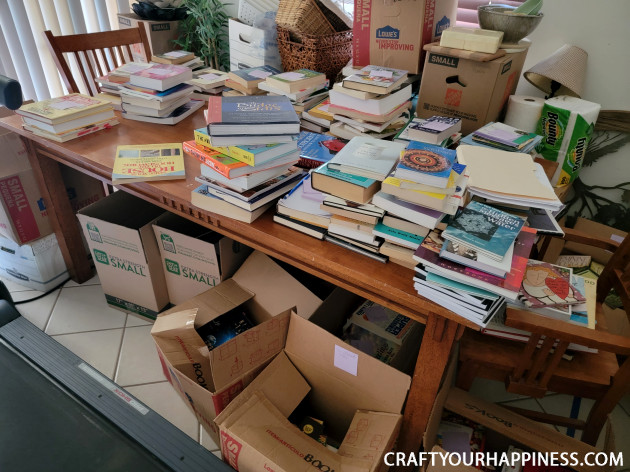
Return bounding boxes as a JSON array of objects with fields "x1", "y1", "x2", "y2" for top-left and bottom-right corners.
[
  {"x1": 504, "y1": 95, "x2": 545, "y2": 133},
  {"x1": 536, "y1": 95, "x2": 601, "y2": 187}
]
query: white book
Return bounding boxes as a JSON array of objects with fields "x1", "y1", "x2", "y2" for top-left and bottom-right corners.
[
  {"x1": 191, "y1": 186, "x2": 273, "y2": 223},
  {"x1": 327, "y1": 136, "x2": 405, "y2": 181},
  {"x1": 122, "y1": 99, "x2": 203, "y2": 125},
  {"x1": 328, "y1": 223, "x2": 379, "y2": 245},
  {"x1": 198, "y1": 162, "x2": 296, "y2": 192},
  {"x1": 329, "y1": 84, "x2": 412, "y2": 117},
  {"x1": 372, "y1": 192, "x2": 445, "y2": 229},
  {"x1": 120, "y1": 95, "x2": 190, "y2": 117}
]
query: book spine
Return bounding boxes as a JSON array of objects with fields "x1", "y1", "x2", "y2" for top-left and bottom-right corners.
[
  {"x1": 194, "y1": 129, "x2": 211, "y2": 147},
  {"x1": 228, "y1": 147, "x2": 256, "y2": 166},
  {"x1": 206, "y1": 96, "x2": 222, "y2": 125},
  {"x1": 183, "y1": 141, "x2": 233, "y2": 178}
]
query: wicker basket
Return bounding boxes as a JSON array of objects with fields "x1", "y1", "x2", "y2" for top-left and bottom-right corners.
[
  {"x1": 276, "y1": 26, "x2": 353, "y2": 83},
  {"x1": 276, "y1": 0, "x2": 336, "y2": 36}
]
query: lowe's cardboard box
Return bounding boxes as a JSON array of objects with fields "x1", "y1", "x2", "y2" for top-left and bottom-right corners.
[
  {"x1": 417, "y1": 43, "x2": 528, "y2": 135},
  {"x1": 118, "y1": 13, "x2": 180, "y2": 61},
  {"x1": 0, "y1": 232, "x2": 68, "y2": 292},
  {"x1": 152, "y1": 213, "x2": 252, "y2": 305},
  {"x1": 352, "y1": 0, "x2": 458, "y2": 74},
  {"x1": 214, "y1": 311, "x2": 412, "y2": 472},
  {"x1": 77, "y1": 191, "x2": 169, "y2": 319},
  {"x1": 151, "y1": 251, "x2": 326, "y2": 444}
]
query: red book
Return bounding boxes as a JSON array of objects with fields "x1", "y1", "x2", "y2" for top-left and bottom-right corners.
[{"x1": 183, "y1": 140, "x2": 248, "y2": 178}]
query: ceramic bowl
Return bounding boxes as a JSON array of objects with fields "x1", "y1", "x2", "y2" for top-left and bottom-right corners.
[{"x1": 477, "y1": 5, "x2": 543, "y2": 44}]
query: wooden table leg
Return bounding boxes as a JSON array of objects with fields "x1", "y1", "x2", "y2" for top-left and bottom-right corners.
[
  {"x1": 23, "y1": 139, "x2": 93, "y2": 283},
  {"x1": 392, "y1": 313, "x2": 460, "y2": 471}
]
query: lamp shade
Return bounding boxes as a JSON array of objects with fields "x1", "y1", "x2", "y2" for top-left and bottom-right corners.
[{"x1": 524, "y1": 44, "x2": 587, "y2": 98}]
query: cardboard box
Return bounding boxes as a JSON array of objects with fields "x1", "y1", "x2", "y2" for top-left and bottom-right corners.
[
  {"x1": 423, "y1": 360, "x2": 616, "y2": 472},
  {"x1": 152, "y1": 213, "x2": 252, "y2": 305},
  {"x1": 0, "y1": 232, "x2": 68, "y2": 292},
  {"x1": 77, "y1": 191, "x2": 169, "y2": 318},
  {"x1": 352, "y1": 0, "x2": 458, "y2": 74},
  {"x1": 117, "y1": 13, "x2": 180, "y2": 61},
  {"x1": 151, "y1": 251, "x2": 327, "y2": 444},
  {"x1": 229, "y1": 18, "x2": 282, "y2": 71},
  {"x1": 215, "y1": 312, "x2": 412, "y2": 472},
  {"x1": 417, "y1": 44, "x2": 528, "y2": 135}
]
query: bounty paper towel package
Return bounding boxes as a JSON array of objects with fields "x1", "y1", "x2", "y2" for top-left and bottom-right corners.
[{"x1": 536, "y1": 96, "x2": 601, "y2": 187}]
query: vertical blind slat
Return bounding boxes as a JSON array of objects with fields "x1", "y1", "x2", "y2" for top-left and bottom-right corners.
[{"x1": 0, "y1": 24, "x2": 19, "y2": 82}]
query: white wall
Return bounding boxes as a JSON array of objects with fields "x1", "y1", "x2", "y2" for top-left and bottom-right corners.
[{"x1": 515, "y1": 0, "x2": 630, "y2": 188}]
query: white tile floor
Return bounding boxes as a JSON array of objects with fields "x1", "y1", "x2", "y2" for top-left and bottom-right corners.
[{"x1": 4, "y1": 275, "x2": 629, "y2": 465}]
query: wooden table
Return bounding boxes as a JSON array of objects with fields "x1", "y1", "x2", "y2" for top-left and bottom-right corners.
[{"x1": 0, "y1": 110, "x2": 476, "y2": 467}]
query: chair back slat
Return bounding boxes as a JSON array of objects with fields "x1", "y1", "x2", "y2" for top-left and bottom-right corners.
[
  {"x1": 44, "y1": 27, "x2": 152, "y2": 96},
  {"x1": 526, "y1": 336, "x2": 555, "y2": 384},
  {"x1": 538, "y1": 340, "x2": 569, "y2": 388},
  {"x1": 512, "y1": 334, "x2": 541, "y2": 380},
  {"x1": 597, "y1": 234, "x2": 630, "y2": 301}
]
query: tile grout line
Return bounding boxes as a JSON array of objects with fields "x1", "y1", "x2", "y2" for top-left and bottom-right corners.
[
  {"x1": 42, "y1": 289, "x2": 63, "y2": 334},
  {"x1": 112, "y1": 316, "x2": 128, "y2": 384}
]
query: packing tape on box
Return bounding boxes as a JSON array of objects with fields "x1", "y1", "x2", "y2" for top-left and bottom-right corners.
[
  {"x1": 504, "y1": 95, "x2": 545, "y2": 133},
  {"x1": 536, "y1": 95, "x2": 600, "y2": 187}
]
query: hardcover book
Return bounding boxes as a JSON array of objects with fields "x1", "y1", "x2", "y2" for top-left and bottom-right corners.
[
  {"x1": 519, "y1": 260, "x2": 586, "y2": 309},
  {"x1": 342, "y1": 65, "x2": 408, "y2": 95},
  {"x1": 206, "y1": 95, "x2": 300, "y2": 136},
  {"x1": 112, "y1": 143, "x2": 185, "y2": 185},
  {"x1": 372, "y1": 192, "x2": 446, "y2": 230},
  {"x1": 265, "y1": 69, "x2": 327, "y2": 93},
  {"x1": 413, "y1": 227, "x2": 537, "y2": 300},
  {"x1": 441, "y1": 201, "x2": 525, "y2": 261},
  {"x1": 395, "y1": 141, "x2": 457, "y2": 188},
  {"x1": 327, "y1": 136, "x2": 406, "y2": 181},
  {"x1": 17, "y1": 94, "x2": 112, "y2": 124}
]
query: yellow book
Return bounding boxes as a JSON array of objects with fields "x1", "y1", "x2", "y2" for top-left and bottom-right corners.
[
  {"x1": 112, "y1": 143, "x2": 185, "y2": 185},
  {"x1": 383, "y1": 176, "x2": 447, "y2": 201},
  {"x1": 17, "y1": 93, "x2": 112, "y2": 124}
]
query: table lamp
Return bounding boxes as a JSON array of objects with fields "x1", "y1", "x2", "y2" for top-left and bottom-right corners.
[
  {"x1": 0, "y1": 74, "x2": 23, "y2": 111},
  {"x1": 523, "y1": 44, "x2": 587, "y2": 98}
]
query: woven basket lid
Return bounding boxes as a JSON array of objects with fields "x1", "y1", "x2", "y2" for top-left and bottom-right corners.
[{"x1": 524, "y1": 44, "x2": 587, "y2": 98}]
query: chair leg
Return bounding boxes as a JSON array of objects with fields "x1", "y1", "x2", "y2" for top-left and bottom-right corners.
[
  {"x1": 581, "y1": 358, "x2": 630, "y2": 445},
  {"x1": 456, "y1": 361, "x2": 479, "y2": 391}
]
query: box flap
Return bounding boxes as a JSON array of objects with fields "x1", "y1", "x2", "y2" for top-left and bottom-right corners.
[
  {"x1": 232, "y1": 251, "x2": 323, "y2": 319},
  {"x1": 284, "y1": 313, "x2": 411, "y2": 440},
  {"x1": 209, "y1": 309, "x2": 291, "y2": 392},
  {"x1": 445, "y1": 388, "x2": 612, "y2": 472},
  {"x1": 161, "y1": 278, "x2": 254, "y2": 327},
  {"x1": 0, "y1": 132, "x2": 30, "y2": 175}
]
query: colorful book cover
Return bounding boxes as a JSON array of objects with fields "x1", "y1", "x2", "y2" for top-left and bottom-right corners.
[
  {"x1": 206, "y1": 95, "x2": 299, "y2": 128},
  {"x1": 182, "y1": 140, "x2": 247, "y2": 178},
  {"x1": 442, "y1": 201, "x2": 525, "y2": 260},
  {"x1": 314, "y1": 164, "x2": 377, "y2": 188},
  {"x1": 344, "y1": 65, "x2": 407, "y2": 88},
  {"x1": 348, "y1": 299, "x2": 416, "y2": 345},
  {"x1": 112, "y1": 143, "x2": 184, "y2": 184},
  {"x1": 307, "y1": 98, "x2": 333, "y2": 121},
  {"x1": 473, "y1": 122, "x2": 539, "y2": 149},
  {"x1": 519, "y1": 260, "x2": 586, "y2": 309},
  {"x1": 17, "y1": 94, "x2": 111, "y2": 122},
  {"x1": 414, "y1": 227, "x2": 537, "y2": 299},
  {"x1": 396, "y1": 142, "x2": 456, "y2": 182},
  {"x1": 297, "y1": 131, "x2": 347, "y2": 165}
]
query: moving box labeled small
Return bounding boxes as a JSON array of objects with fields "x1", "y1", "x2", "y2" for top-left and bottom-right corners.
[
  {"x1": 0, "y1": 232, "x2": 68, "y2": 292},
  {"x1": 118, "y1": 13, "x2": 180, "y2": 61},
  {"x1": 151, "y1": 251, "x2": 326, "y2": 444},
  {"x1": 214, "y1": 310, "x2": 412, "y2": 472},
  {"x1": 352, "y1": 0, "x2": 458, "y2": 74},
  {"x1": 152, "y1": 213, "x2": 252, "y2": 305},
  {"x1": 417, "y1": 43, "x2": 528, "y2": 134},
  {"x1": 77, "y1": 191, "x2": 168, "y2": 319}
]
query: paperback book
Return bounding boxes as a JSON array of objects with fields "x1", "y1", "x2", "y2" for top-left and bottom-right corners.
[
  {"x1": 347, "y1": 300, "x2": 417, "y2": 345},
  {"x1": 296, "y1": 131, "x2": 348, "y2": 167},
  {"x1": 265, "y1": 69, "x2": 327, "y2": 93},
  {"x1": 326, "y1": 136, "x2": 406, "y2": 181},
  {"x1": 228, "y1": 65, "x2": 281, "y2": 88},
  {"x1": 472, "y1": 122, "x2": 541, "y2": 151},
  {"x1": 395, "y1": 142, "x2": 457, "y2": 188},
  {"x1": 17, "y1": 93, "x2": 113, "y2": 124},
  {"x1": 342, "y1": 65, "x2": 408, "y2": 95},
  {"x1": 112, "y1": 143, "x2": 184, "y2": 185},
  {"x1": 190, "y1": 185, "x2": 273, "y2": 223},
  {"x1": 441, "y1": 201, "x2": 525, "y2": 261},
  {"x1": 187, "y1": 68, "x2": 229, "y2": 90},
  {"x1": 518, "y1": 260, "x2": 586, "y2": 309},
  {"x1": 128, "y1": 63, "x2": 193, "y2": 91},
  {"x1": 123, "y1": 99, "x2": 203, "y2": 125},
  {"x1": 372, "y1": 222, "x2": 426, "y2": 250},
  {"x1": 407, "y1": 115, "x2": 461, "y2": 145},
  {"x1": 321, "y1": 196, "x2": 385, "y2": 225}
]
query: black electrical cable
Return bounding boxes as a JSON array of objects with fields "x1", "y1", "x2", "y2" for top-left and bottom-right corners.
[{"x1": 13, "y1": 278, "x2": 71, "y2": 305}]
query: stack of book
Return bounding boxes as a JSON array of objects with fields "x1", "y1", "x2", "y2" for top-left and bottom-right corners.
[
  {"x1": 328, "y1": 65, "x2": 412, "y2": 140},
  {"x1": 17, "y1": 93, "x2": 118, "y2": 143},
  {"x1": 460, "y1": 121, "x2": 542, "y2": 153},
  {"x1": 412, "y1": 201, "x2": 536, "y2": 327},
  {"x1": 151, "y1": 50, "x2": 203, "y2": 70},
  {"x1": 300, "y1": 98, "x2": 334, "y2": 133},
  {"x1": 257, "y1": 68, "x2": 329, "y2": 122},
  {"x1": 310, "y1": 136, "x2": 406, "y2": 261},
  {"x1": 96, "y1": 62, "x2": 155, "y2": 110},
  {"x1": 223, "y1": 65, "x2": 280, "y2": 97},
  {"x1": 186, "y1": 68, "x2": 229, "y2": 101},
  {"x1": 188, "y1": 95, "x2": 304, "y2": 223},
  {"x1": 119, "y1": 62, "x2": 203, "y2": 125},
  {"x1": 369, "y1": 142, "x2": 468, "y2": 267}
]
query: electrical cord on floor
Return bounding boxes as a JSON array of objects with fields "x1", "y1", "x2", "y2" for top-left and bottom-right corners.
[{"x1": 13, "y1": 278, "x2": 71, "y2": 305}]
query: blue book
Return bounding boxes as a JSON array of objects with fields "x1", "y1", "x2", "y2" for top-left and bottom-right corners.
[
  {"x1": 372, "y1": 222, "x2": 426, "y2": 250},
  {"x1": 313, "y1": 164, "x2": 377, "y2": 188},
  {"x1": 441, "y1": 201, "x2": 525, "y2": 261},
  {"x1": 297, "y1": 131, "x2": 347, "y2": 166},
  {"x1": 395, "y1": 141, "x2": 457, "y2": 188},
  {"x1": 206, "y1": 95, "x2": 300, "y2": 136}
]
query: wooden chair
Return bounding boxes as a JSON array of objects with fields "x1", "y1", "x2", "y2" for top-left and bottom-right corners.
[
  {"x1": 44, "y1": 28, "x2": 152, "y2": 96},
  {"x1": 457, "y1": 227, "x2": 630, "y2": 445}
]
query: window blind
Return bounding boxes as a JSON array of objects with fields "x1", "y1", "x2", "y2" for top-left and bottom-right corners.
[
  {"x1": 457, "y1": 0, "x2": 524, "y2": 27},
  {"x1": 0, "y1": 0, "x2": 130, "y2": 101}
]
